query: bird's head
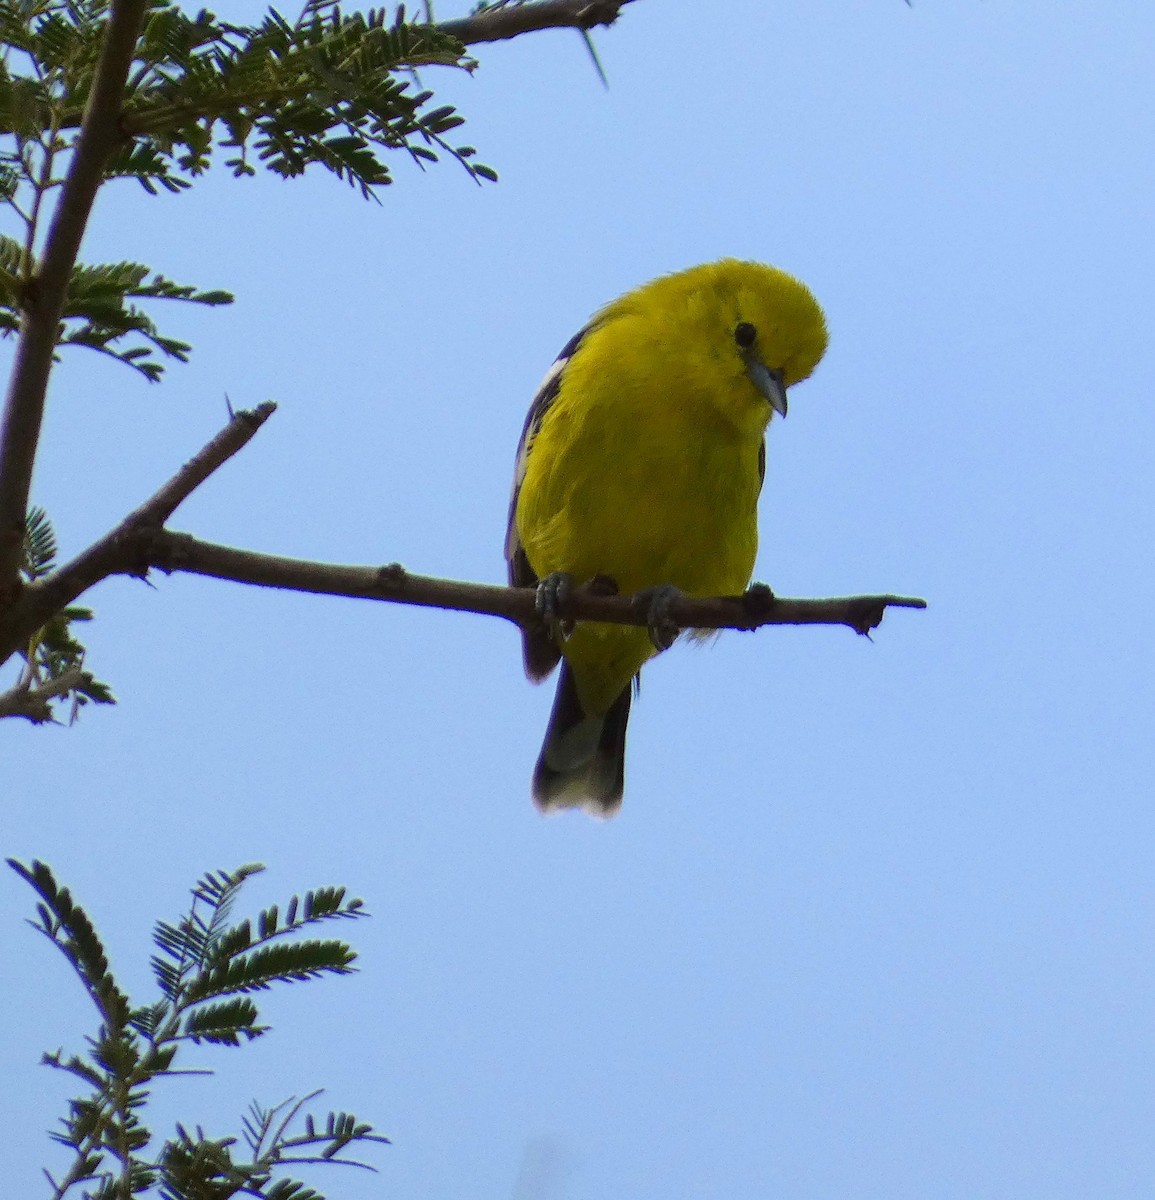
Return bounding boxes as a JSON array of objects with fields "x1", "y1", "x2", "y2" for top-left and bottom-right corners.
[{"x1": 616, "y1": 258, "x2": 828, "y2": 434}]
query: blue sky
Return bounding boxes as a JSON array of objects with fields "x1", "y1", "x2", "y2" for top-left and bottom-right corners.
[{"x1": 4, "y1": 1, "x2": 1155, "y2": 1197}]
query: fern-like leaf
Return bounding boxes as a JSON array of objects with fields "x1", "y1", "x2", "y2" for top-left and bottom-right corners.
[
  {"x1": 243, "y1": 1092, "x2": 389, "y2": 1173},
  {"x1": 149, "y1": 864, "x2": 265, "y2": 999},
  {"x1": 57, "y1": 256, "x2": 233, "y2": 380},
  {"x1": 182, "y1": 997, "x2": 268, "y2": 1045},
  {"x1": 264, "y1": 1179, "x2": 324, "y2": 1200},
  {"x1": 16, "y1": 863, "x2": 387, "y2": 1195},
  {"x1": 194, "y1": 863, "x2": 266, "y2": 924},
  {"x1": 23, "y1": 504, "x2": 56, "y2": 578},
  {"x1": 159, "y1": 1128, "x2": 252, "y2": 1199},
  {"x1": 186, "y1": 938, "x2": 358, "y2": 1002},
  {"x1": 8, "y1": 858, "x2": 131, "y2": 1030}
]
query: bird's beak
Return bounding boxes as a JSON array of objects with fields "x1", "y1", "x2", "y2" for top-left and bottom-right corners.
[{"x1": 746, "y1": 357, "x2": 788, "y2": 417}]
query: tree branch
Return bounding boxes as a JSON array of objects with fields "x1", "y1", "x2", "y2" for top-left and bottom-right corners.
[
  {"x1": 0, "y1": 0, "x2": 636, "y2": 599},
  {"x1": 18, "y1": 0, "x2": 644, "y2": 137},
  {"x1": 143, "y1": 535, "x2": 925, "y2": 635},
  {"x1": 0, "y1": 399, "x2": 926, "y2": 679},
  {"x1": 437, "y1": 0, "x2": 635, "y2": 46},
  {"x1": 0, "y1": 402, "x2": 276, "y2": 662},
  {"x1": 0, "y1": 0, "x2": 151, "y2": 596}
]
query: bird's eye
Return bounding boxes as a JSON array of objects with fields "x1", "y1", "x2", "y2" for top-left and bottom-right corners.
[{"x1": 734, "y1": 322, "x2": 757, "y2": 349}]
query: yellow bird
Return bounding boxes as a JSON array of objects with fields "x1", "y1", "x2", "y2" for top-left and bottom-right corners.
[{"x1": 505, "y1": 259, "x2": 828, "y2": 815}]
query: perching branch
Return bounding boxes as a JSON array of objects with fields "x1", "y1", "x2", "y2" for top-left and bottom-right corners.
[
  {"x1": 0, "y1": 402, "x2": 925, "y2": 676},
  {"x1": 438, "y1": 0, "x2": 635, "y2": 45},
  {"x1": 144, "y1": 536, "x2": 925, "y2": 637},
  {"x1": 0, "y1": 0, "x2": 151, "y2": 596}
]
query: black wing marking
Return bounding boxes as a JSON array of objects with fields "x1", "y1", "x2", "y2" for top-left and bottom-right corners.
[
  {"x1": 505, "y1": 324, "x2": 592, "y2": 680},
  {"x1": 758, "y1": 438, "x2": 766, "y2": 494}
]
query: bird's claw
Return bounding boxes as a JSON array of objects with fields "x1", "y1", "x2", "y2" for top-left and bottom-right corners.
[
  {"x1": 637, "y1": 583, "x2": 683, "y2": 651},
  {"x1": 536, "y1": 571, "x2": 575, "y2": 643},
  {"x1": 742, "y1": 581, "x2": 775, "y2": 625}
]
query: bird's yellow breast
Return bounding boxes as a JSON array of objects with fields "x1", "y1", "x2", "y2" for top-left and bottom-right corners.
[{"x1": 516, "y1": 315, "x2": 766, "y2": 597}]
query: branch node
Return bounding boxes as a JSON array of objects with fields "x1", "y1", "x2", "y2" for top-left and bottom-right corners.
[
  {"x1": 149, "y1": 530, "x2": 192, "y2": 574},
  {"x1": 377, "y1": 563, "x2": 408, "y2": 592}
]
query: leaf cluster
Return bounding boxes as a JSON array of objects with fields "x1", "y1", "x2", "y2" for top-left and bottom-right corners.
[
  {"x1": 0, "y1": 234, "x2": 234, "y2": 379},
  {"x1": 10, "y1": 859, "x2": 383, "y2": 1200},
  {"x1": 0, "y1": 0, "x2": 497, "y2": 196},
  {"x1": 12, "y1": 506, "x2": 114, "y2": 722},
  {"x1": 0, "y1": 0, "x2": 501, "y2": 716},
  {"x1": 117, "y1": 0, "x2": 498, "y2": 195},
  {"x1": 0, "y1": 0, "x2": 495, "y2": 389}
]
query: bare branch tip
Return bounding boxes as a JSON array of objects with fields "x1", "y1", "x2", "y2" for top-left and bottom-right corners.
[{"x1": 243, "y1": 400, "x2": 278, "y2": 426}]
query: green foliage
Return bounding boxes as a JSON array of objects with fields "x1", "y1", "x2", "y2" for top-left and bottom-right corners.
[
  {"x1": 0, "y1": 234, "x2": 235, "y2": 379},
  {"x1": 110, "y1": 0, "x2": 499, "y2": 196},
  {"x1": 59, "y1": 254, "x2": 233, "y2": 380},
  {"x1": 0, "y1": 0, "x2": 496, "y2": 196},
  {"x1": 0, "y1": 0, "x2": 495, "y2": 385},
  {"x1": 13, "y1": 506, "x2": 115, "y2": 722},
  {"x1": 10, "y1": 858, "x2": 385, "y2": 1200},
  {"x1": 0, "y1": 0, "x2": 502, "y2": 720},
  {"x1": 23, "y1": 501, "x2": 57, "y2": 578}
]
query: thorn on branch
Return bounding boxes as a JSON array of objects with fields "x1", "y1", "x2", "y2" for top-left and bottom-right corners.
[{"x1": 845, "y1": 597, "x2": 891, "y2": 637}]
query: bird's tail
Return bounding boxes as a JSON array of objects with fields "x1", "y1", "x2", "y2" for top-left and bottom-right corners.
[{"x1": 533, "y1": 662, "x2": 631, "y2": 817}]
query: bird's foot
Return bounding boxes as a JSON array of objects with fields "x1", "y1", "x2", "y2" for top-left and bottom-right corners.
[
  {"x1": 742, "y1": 581, "x2": 776, "y2": 626},
  {"x1": 536, "y1": 571, "x2": 575, "y2": 642},
  {"x1": 635, "y1": 583, "x2": 684, "y2": 651}
]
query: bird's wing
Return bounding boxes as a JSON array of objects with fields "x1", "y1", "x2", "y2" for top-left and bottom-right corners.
[{"x1": 505, "y1": 324, "x2": 592, "y2": 680}]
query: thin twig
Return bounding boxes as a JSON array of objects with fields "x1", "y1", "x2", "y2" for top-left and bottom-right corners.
[
  {"x1": 0, "y1": 402, "x2": 276, "y2": 662},
  {"x1": 135, "y1": 401, "x2": 278, "y2": 527},
  {"x1": 437, "y1": 0, "x2": 635, "y2": 46},
  {"x1": 0, "y1": 0, "x2": 151, "y2": 596}
]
